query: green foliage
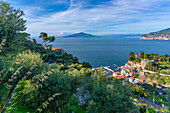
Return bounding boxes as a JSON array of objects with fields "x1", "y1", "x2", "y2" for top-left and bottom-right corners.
[
  {"x1": 129, "y1": 52, "x2": 134, "y2": 56},
  {"x1": 66, "y1": 63, "x2": 92, "y2": 77},
  {"x1": 131, "y1": 84, "x2": 150, "y2": 98},
  {"x1": 17, "y1": 50, "x2": 44, "y2": 70},
  {"x1": 129, "y1": 52, "x2": 135, "y2": 61},
  {"x1": 0, "y1": 50, "x2": 45, "y2": 112},
  {"x1": 0, "y1": 39, "x2": 6, "y2": 55},
  {"x1": 133, "y1": 74, "x2": 139, "y2": 78},
  {"x1": 5, "y1": 105, "x2": 34, "y2": 113},
  {"x1": 32, "y1": 39, "x2": 37, "y2": 44},
  {"x1": 145, "y1": 62, "x2": 159, "y2": 72},
  {"x1": 166, "y1": 88, "x2": 170, "y2": 110},
  {"x1": 86, "y1": 81, "x2": 134, "y2": 112},
  {"x1": 140, "y1": 51, "x2": 144, "y2": 59},
  {"x1": 146, "y1": 106, "x2": 156, "y2": 113},
  {"x1": 135, "y1": 58, "x2": 141, "y2": 63},
  {"x1": 149, "y1": 53, "x2": 154, "y2": 59},
  {"x1": 42, "y1": 50, "x2": 79, "y2": 65},
  {"x1": 82, "y1": 61, "x2": 92, "y2": 68},
  {"x1": 0, "y1": 57, "x2": 2, "y2": 71},
  {"x1": 17, "y1": 69, "x2": 82, "y2": 112},
  {"x1": 0, "y1": 1, "x2": 26, "y2": 52},
  {"x1": 144, "y1": 53, "x2": 148, "y2": 59},
  {"x1": 138, "y1": 103, "x2": 146, "y2": 113}
]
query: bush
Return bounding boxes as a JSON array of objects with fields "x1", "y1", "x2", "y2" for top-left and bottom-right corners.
[
  {"x1": 16, "y1": 50, "x2": 45, "y2": 77},
  {"x1": 133, "y1": 74, "x2": 139, "y2": 78},
  {"x1": 17, "y1": 50, "x2": 44, "y2": 69},
  {"x1": 146, "y1": 106, "x2": 156, "y2": 113},
  {"x1": 138, "y1": 103, "x2": 146, "y2": 113}
]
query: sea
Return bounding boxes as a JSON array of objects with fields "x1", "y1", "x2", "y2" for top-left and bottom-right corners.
[{"x1": 38, "y1": 37, "x2": 170, "y2": 69}]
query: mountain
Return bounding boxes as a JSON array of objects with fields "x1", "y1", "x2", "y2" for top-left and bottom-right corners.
[
  {"x1": 61, "y1": 32, "x2": 143, "y2": 38},
  {"x1": 63, "y1": 32, "x2": 98, "y2": 38},
  {"x1": 140, "y1": 28, "x2": 170, "y2": 40}
]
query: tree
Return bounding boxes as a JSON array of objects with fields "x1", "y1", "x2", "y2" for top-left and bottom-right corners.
[
  {"x1": 129, "y1": 52, "x2": 135, "y2": 61},
  {"x1": 39, "y1": 32, "x2": 55, "y2": 49},
  {"x1": 32, "y1": 39, "x2": 37, "y2": 44},
  {"x1": 144, "y1": 53, "x2": 148, "y2": 59},
  {"x1": 140, "y1": 51, "x2": 144, "y2": 59},
  {"x1": 129, "y1": 52, "x2": 134, "y2": 56},
  {"x1": 149, "y1": 53, "x2": 154, "y2": 59},
  {"x1": 82, "y1": 61, "x2": 92, "y2": 68},
  {"x1": 0, "y1": 1, "x2": 26, "y2": 42}
]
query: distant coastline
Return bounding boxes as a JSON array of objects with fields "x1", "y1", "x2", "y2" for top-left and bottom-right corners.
[
  {"x1": 58, "y1": 32, "x2": 142, "y2": 38},
  {"x1": 140, "y1": 28, "x2": 170, "y2": 40},
  {"x1": 57, "y1": 36, "x2": 140, "y2": 38},
  {"x1": 140, "y1": 36, "x2": 170, "y2": 40}
]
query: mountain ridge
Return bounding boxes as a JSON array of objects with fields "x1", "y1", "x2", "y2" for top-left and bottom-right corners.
[
  {"x1": 63, "y1": 32, "x2": 98, "y2": 38},
  {"x1": 59, "y1": 32, "x2": 142, "y2": 38}
]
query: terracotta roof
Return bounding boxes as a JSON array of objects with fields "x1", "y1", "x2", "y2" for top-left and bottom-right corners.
[
  {"x1": 51, "y1": 48, "x2": 62, "y2": 50},
  {"x1": 138, "y1": 80, "x2": 142, "y2": 82},
  {"x1": 129, "y1": 77, "x2": 133, "y2": 79},
  {"x1": 118, "y1": 75, "x2": 126, "y2": 79},
  {"x1": 126, "y1": 67, "x2": 134, "y2": 70},
  {"x1": 114, "y1": 72, "x2": 120, "y2": 74}
]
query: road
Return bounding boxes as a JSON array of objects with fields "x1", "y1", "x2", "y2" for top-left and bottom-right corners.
[
  {"x1": 143, "y1": 70, "x2": 170, "y2": 77},
  {"x1": 136, "y1": 97, "x2": 169, "y2": 110}
]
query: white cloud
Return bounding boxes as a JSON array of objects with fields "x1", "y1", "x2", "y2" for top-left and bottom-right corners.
[{"x1": 9, "y1": 0, "x2": 170, "y2": 36}]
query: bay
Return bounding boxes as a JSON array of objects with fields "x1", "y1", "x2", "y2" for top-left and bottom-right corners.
[{"x1": 50, "y1": 38, "x2": 170, "y2": 69}]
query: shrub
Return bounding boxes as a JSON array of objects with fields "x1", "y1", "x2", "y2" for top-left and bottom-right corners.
[
  {"x1": 16, "y1": 50, "x2": 45, "y2": 78},
  {"x1": 146, "y1": 106, "x2": 156, "y2": 113},
  {"x1": 17, "y1": 50, "x2": 44, "y2": 69}
]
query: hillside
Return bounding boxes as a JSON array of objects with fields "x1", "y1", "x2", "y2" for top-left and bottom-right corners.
[
  {"x1": 140, "y1": 28, "x2": 170, "y2": 40},
  {"x1": 63, "y1": 32, "x2": 98, "y2": 38}
]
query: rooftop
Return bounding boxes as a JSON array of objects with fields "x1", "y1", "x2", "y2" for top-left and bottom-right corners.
[{"x1": 51, "y1": 48, "x2": 62, "y2": 50}]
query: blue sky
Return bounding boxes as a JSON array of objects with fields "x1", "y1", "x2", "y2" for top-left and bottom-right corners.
[{"x1": 6, "y1": 0, "x2": 170, "y2": 37}]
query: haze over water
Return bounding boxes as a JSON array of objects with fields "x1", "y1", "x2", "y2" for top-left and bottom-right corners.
[{"x1": 50, "y1": 38, "x2": 170, "y2": 69}]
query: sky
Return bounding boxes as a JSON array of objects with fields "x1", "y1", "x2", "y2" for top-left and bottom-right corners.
[{"x1": 6, "y1": 0, "x2": 170, "y2": 37}]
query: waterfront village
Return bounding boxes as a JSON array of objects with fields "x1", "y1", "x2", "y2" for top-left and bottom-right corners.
[
  {"x1": 93, "y1": 59, "x2": 167, "y2": 95},
  {"x1": 92, "y1": 52, "x2": 170, "y2": 110}
]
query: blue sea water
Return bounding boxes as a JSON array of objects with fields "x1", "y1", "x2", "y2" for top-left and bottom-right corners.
[{"x1": 50, "y1": 38, "x2": 170, "y2": 68}]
